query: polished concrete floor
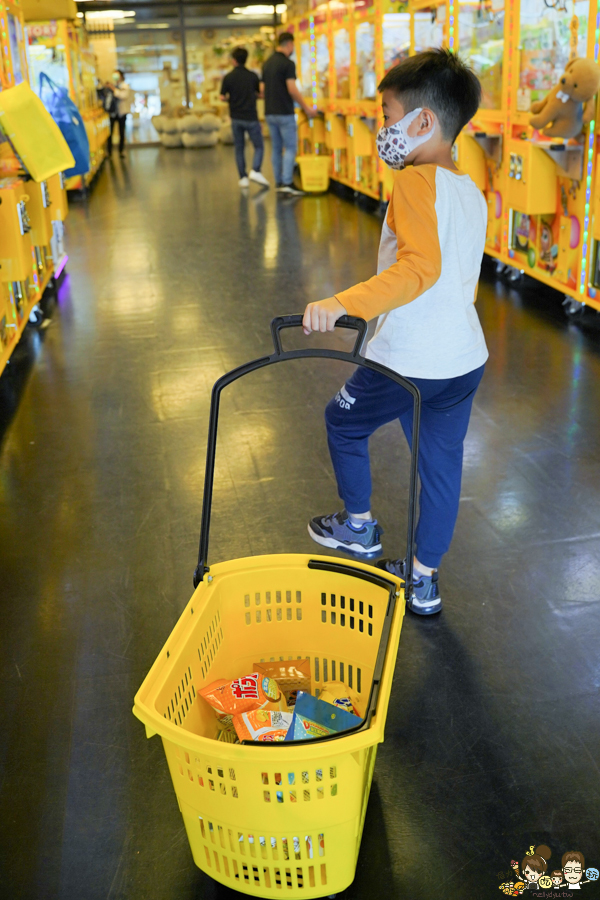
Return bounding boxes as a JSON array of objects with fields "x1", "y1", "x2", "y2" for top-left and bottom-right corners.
[{"x1": 1, "y1": 147, "x2": 600, "y2": 900}]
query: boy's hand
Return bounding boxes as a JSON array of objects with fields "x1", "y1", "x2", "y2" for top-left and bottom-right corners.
[{"x1": 303, "y1": 297, "x2": 347, "y2": 334}]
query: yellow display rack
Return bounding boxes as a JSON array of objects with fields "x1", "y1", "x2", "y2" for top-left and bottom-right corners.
[
  {"x1": 291, "y1": 0, "x2": 600, "y2": 312},
  {"x1": 25, "y1": 16, "x2": 110, "y2": 190},
  {"x1": 0, "y1": 0, "x2": 53, "y2": 375}
]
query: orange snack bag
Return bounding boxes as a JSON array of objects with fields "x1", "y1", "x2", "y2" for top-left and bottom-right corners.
[
  {"x1": 200, "y1": 672, "x2": 284, "y2": 727},
  {"x1": 233, "y1": 709, "x2": 293, "y2": 742}
]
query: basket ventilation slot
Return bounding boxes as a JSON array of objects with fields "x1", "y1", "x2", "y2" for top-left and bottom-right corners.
[
  {"x1": 261, "y1": 769, "x2": 337, "y2": 802},
  {"x1": 245, "y1": 590, "x2": 303, "y2": 625},
  {"x1": 165, "y1": 665, "x2": 195, "y2": 726},
  {"x1": 196, "y1": 610, "x2": 223, "y2": 680},
  {"x1": 321, "y1": 592, "x2": 372, "y2": 635},
  {"x1": 313, "y1": 656, "x2": 362, "y2": 696},
  {"x1": 199, "y1": 822, "x2": 327, "y2": 889}
]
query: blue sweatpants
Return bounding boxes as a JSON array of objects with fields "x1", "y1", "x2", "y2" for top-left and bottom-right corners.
[{"x1": 325, "y1": 364, "x2": 485, "y2": 568}]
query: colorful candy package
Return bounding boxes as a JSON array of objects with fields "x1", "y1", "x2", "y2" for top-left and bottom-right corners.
[
  {"x1": 284, "y1": 692, "x2": 362, "y2": 741},
  {"x1": 233, "y1": 709, "x2": 293, "y2": 742},
  {"x1": 199, "y1": 672, "x2": 285, "y2": 727},
  {"x1": 253, "y1": 660, "x2": 311, "y2": 707},
  {"x1": 319, "y1": 680, "x2": 362, "y2": 717}
]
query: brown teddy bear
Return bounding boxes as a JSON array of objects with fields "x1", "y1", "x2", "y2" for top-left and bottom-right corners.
[{"x1": 529, "y1": 57, "x2": 600, "y2": 138}]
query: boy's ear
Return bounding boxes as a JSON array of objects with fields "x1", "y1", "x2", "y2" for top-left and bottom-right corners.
[{"x1": 419, "y1": 108, "x2": 436, "y2": 133}]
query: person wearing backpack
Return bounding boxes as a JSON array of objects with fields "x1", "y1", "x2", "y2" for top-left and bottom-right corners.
[{"x1": 105, "y1": 70, "x2": 133, "y2": 157}]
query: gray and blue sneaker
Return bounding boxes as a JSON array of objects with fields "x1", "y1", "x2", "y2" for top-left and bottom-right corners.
[
  {"x1": 308, "y1": 510, "x2": 383, "y2": 560},
  {"x1": 376, "y1": 558, "x2": 442, "y2": 615}
]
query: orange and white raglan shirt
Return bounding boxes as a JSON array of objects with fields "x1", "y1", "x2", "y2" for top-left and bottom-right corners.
[{"x1": 336, "y1": 164, "x2": 489, "y2": 380}]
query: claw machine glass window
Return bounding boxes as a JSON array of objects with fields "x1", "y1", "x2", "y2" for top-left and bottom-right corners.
[
  {"x1": 26, "y1": 24, "x2": 70, "y2": 95},
  {"x1": 334, "y1": 26, "x2": 351, "y2": 98},
  {"x1": 355, "y1": 20, "x2": 376, "y2": 99},
  {"x1": 7, "y1": 14, "x2": 26, "y2": 84},
  {"x1": 414, "y1": 5, "x2": 446, "y2": 52},
  {"x1": 518, "y1": 0, "x2": 588, "y2": 111},
  {"x1": 300, "y1": 37, "x2": 313, "y2": 99},
  {"x1": 459, "y1": 0, "x2": 504, "y2": 109},
  {"x1": 383, "y1": 12, "x2": 410, "y2": 73},
  {"x1": 314, "y1": 9, "x2": 329, "y2": 100}
]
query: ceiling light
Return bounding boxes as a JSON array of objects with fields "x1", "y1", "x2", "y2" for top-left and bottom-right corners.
[
  {"x1": 231, "y1": 5, "x2": 287, "y2": 15},
  {"x1": 85, "y1": 10, "x2": 136, "y2": 20},
  {"x1": 138, "y1": 23, "x2": 169, "y2": 28}
]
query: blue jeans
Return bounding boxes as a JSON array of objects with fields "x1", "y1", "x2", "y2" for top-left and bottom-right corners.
[
  {"x1": 231, "y1": 119, "x2": 264, "y2": 178},
  {"x1": 325, "y1": 364, "x2": 485, "y2": 568},
  {"x1": 265, "y1": 114, "x2": 297, "y2": 185}
]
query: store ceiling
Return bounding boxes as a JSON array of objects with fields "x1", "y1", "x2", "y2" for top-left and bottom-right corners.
[{"x1": 77, "y1": 1, "x2": 282, "y2": 29}]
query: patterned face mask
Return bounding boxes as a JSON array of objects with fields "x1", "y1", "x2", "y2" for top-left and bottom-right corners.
[{"x1": 376, "y1": 107, "x2": 435, "y2": 169}]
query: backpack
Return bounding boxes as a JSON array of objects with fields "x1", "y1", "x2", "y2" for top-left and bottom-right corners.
[{"x1": 38, "y1": 72, "x2": 90, "y2": 177}]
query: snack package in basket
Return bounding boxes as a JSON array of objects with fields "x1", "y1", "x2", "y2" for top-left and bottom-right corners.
[
  {"x1": 199, "y1": 673, "x2": 285, "y2": 727},
  {"x1": 253, "y1": 660, "x2": 311, "y2": 708},
  {"x1": 285, "y1": 692, "x2": 362, "y2": 741},
  {"x1": 233, "y1": 709, "x2": 293, "y2": 742},
  {"x1": 319, "y1": 680, "x2": 362, "y2": 717}
]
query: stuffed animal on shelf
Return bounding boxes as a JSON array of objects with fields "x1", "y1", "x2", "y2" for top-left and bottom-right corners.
[{"x1": 529, "y1": 57, "x2": 600, "y2": 138}]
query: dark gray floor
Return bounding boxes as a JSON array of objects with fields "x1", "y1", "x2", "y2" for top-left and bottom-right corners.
[{"x1": 1, "y1": 146, "x2": 600, "y2": 900}]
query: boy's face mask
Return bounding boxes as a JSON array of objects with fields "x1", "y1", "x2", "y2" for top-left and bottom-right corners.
[
  {"x1": 112, "y1": 72, "x2": 120, "y2": 84},
  {"x1": 376, "y1": 107, "x2": 435, "y2": 169}
]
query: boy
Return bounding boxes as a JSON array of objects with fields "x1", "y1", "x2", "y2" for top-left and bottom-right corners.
[
  {"x1": 303, "y1": 50, "x2": 487, "y2": 616},
  {"x1": 221, "y1": 48, "x2": 269, "y2": 188}
]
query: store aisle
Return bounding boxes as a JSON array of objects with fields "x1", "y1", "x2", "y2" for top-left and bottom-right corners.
[{"x1": 1, "y1": 147, "x2": 600, "y2": 900}]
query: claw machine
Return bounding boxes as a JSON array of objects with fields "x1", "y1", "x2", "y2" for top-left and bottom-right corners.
[
  {"x1": 296, "y1": 15, "x2": 327, "y2": 156},
  {"x1": 348, "y1": 0, "x2": 378, "y2": 196},
  {"x1": 412, "y1": 0, "x2": 448, "y2": 52},
  {"x1": 505, "y1": 0, "x2": 597, "y2": 309},
  {"x1": 455, "y1": 0, "x2": 507, "y2": 254},
  {"x1": 25, "y1": 11, "x2": 109, "y2": 190},
  {"x1": 0, "y1": 0, "x2": 47, "y2": 375},
  {"x1": 378, "y1": 1, "x2": 411, "y2": 199},
  {"x1": 328, "y1": 0, "x2": 353, "y2": 182}
]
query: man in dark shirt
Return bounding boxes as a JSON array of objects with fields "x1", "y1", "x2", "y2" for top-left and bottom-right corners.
[
  {"x1": 221, "y1": 47, "x2": 269, "y2": 188},
  {"x1": 261, "y1": 32, "x2": 315, "y2": 195}
]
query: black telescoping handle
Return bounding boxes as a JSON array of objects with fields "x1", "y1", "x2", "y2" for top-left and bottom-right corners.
[
  {"x1": 271, "y1": 314, "x2": 368, "y2": 358},
  {"x1": 194, "y1": 316, "x2": 421, "y2": 598}
]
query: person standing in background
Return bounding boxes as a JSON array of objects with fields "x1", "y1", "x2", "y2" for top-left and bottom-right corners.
[
  {"x1": 220, "y1": 47, "x2": 269, "y2": 189},
  {"x1": 106, "y1": 70, "x2": 133, "y2": 158},
  {"x1": 261, "y1": 32, "x2": 315, "y2": 195}
]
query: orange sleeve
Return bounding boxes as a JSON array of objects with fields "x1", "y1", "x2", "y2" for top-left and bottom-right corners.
[{"x1": 335, "y1": 165, "x2": 442, "y2": 320}]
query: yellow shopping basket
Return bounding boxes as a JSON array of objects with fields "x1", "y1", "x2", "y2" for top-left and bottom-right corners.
[
  {"x1": 133, "y1": 316, "x2": 422, "y2": 898},
  {"x1": 296, "y1": 155, "x2": 331, "y2": 193}
]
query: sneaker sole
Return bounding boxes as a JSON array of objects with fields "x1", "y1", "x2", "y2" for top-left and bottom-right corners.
[
  {"x1": 307, "y1": 524, "x2": 383, "y2": 559},
  {"x1": 406, "y1": 596, "x2": 443, "y2": 616}
]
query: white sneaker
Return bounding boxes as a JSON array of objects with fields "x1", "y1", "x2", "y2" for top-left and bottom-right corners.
[
  {"x1": 249, "y1": 170, "x2": 269, "y2": 187},
  {"x1": 278, "y1": 184, "x2": 304, "y2": 196},
  {"x1": 239, "y1": 176, "x2": 250, "y2": 188}
]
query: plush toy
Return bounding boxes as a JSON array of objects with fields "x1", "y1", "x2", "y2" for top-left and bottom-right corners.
[{"x1": 529, "y1": 57, "x2": 600, "y2": 138}]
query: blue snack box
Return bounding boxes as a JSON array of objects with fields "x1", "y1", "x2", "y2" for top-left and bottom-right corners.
[{"x1": 285, "y1": 692, "x2": 362, "y2": 741}]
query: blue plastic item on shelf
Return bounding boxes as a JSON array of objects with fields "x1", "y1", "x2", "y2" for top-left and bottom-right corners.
[{"x1": 38, "y1": 73, "x2": 90, "y2": 178}]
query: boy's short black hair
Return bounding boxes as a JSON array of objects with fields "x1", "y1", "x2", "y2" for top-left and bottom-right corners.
[
  {"x1": 278, "y1": 31, "x2": 294, "y2": 46},
  {"x1": 232, "y1": 47, "x2": 248, "y2": 66},
  {"x1": 378, "y1": 49, "x2": 481, "y2": 142}
]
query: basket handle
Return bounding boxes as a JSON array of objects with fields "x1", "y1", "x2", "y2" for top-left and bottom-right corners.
[
  {"x1": 270, "y1": 313, "x2": 367, "y2": 358},
  {"x1": 193, "y1": 316, "x2": 421, "y2": 599}
]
